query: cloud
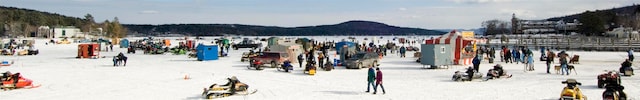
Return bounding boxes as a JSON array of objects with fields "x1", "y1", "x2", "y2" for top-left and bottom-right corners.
[
  {"x1": 398, "y1": 8, "x2": 407, "y2": 11},
  {"x1": 447, "y1": 0, "x2": 512, "y2": 4},
  {"x1": 139, "y1": 10, "x2": 159, "y2": 14}
]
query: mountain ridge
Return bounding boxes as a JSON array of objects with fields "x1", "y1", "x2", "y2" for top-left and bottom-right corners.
[{"x1": 124, "y1": 20, "x2": 446, "y2": 36}]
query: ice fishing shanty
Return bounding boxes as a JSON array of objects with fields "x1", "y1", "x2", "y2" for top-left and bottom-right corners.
[
  {"x1": 77, "y1": 43, "x2": 100, "y2": 58},
  {"x1": 196, "y1": 44, "x2": 219, "y2": 61}
]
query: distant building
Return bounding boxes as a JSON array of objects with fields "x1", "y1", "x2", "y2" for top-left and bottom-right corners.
[
  {"x1": 50, "y1": 26, "x2": 81, "y2": 38},
  {"x1": 511, "y1": 14, "x2": 581, "y2": 34},
  {"x1": 36, "y1": 26, "x2": 51, "y2": 38}
]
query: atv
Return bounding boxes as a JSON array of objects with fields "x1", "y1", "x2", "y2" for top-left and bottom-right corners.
[{"x1": 598, "y1": 71, "x2": 621, "y2": 88}]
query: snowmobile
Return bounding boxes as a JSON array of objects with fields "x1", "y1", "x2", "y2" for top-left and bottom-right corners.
[
  {"x1": 202, "y1": 77, "x2": 256, "y2": 99},
  {"x1": 247, "y1": 59, "x2": 264, "y2": 70},
  {"x1": 1, "y1": 72, "x2": 39, "y2": 90},
  {"x1": 304, "y1": 63, "x2": 316, "y2": 75},
  {"x1": 484, "y1": 69, "x2": 512, "y2": 81},
  {"x1": 451, "y1": 71, "x2": 483, "y2": 81},
  {"x1": 560, "y1": 79, "x2": 586, "y2": 100},
  {"x1": 278, "y1": 60, "x2": 293, "y2": 72},
  {"x1": 597, "y1": 71, "x2": 621, "y2": 88},
  {"x1": 602, "y1": 83, "x2": 627, "y2": 100}
]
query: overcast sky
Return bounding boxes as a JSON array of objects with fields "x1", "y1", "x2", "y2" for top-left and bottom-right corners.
[{"x1": 1, "y1": 0, "x2": 639, "y2": 29}]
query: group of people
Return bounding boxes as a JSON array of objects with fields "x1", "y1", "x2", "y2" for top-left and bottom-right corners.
[
  {"x1": 112, "y1": 52, "x2": 128, "y2": 66},
  {"x1": 500, "y1": 46, "x2": 534, "y2": 64}
]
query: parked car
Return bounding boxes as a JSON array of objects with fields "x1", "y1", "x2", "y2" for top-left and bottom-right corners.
[
  {"x1": 232, "y1": 39, "x2": 262, "y2": 50},
  {"x1": 343, "y1": 52, "x2": 379, "y2": 69},
  {"x1": 250, "y1": 51, "x2": 289, "y2": 68}
]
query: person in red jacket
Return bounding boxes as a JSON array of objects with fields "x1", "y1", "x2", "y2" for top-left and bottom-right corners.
[{"x1": 373, "y1": 68, "x2": 385, "y2": 94}]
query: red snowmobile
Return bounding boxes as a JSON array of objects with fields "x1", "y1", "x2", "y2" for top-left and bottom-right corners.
[{"x1": 1, "y1": 72, "x2": 40, "y2": 90}]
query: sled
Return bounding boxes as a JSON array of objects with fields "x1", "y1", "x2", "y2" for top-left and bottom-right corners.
[{"x1": 308, "y1": 69, "x2": 316, "y2": 75}]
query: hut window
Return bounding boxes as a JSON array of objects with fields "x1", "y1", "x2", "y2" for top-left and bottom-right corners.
[{"x1": 440, "y1": 47, "x2": 445, "y2": 53}]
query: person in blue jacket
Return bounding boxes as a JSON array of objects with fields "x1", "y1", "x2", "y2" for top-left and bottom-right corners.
[
  {"x1": 399, "y1": 46, "x2": 406, "y2": 58},
  {"x1": 472, "y1": 55, "x2": 481, "y2": 72}
]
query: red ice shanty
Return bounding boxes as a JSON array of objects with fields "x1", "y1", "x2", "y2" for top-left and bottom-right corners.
[{"x1": 425, "y1": 30, "x2": 485, "y2": 65}]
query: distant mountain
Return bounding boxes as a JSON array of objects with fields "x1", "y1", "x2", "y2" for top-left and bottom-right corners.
[{"x1": 124, "y1": 20, "x2": 446, "y2": 36}]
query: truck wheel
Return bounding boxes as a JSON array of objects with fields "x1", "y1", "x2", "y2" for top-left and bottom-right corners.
[
  {"x1": 357, "y1": 63, "x2": 363, "y2": 69},
  {"x1": 271, "y1": 61, "x2": 277, "y2": 68},
  {"x1": 241, "y1": 59, "x2": 245, "y2": 62},
  {"x1": 234, "y1": 47, "x2": 238, "y2": 50}
]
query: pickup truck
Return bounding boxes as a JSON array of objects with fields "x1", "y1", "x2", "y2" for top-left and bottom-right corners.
[{"x1": 232, "y1": 40, "x2": 262, "y2": 50}]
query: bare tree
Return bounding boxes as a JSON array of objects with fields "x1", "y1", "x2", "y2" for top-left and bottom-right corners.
[{"x1": 482, "y1": 19, "x2": 511, "y2": 35}]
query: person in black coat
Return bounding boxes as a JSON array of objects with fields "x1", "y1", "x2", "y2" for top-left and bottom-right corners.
[
  {"x1": 620, "y1": 59, "x2": 633, "y2": 75},
  {"x1": 465, "y1": 67, "x2": 475, "y2": 81}
]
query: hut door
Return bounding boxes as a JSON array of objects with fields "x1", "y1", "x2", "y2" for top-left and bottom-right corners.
[{"x1": 88, "y1": 45, "x2": 94, "y2": 56}]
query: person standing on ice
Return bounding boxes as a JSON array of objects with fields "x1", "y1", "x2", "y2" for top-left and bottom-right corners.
[
  {"x1": 373, "y1": 68, "x2": 385, "y2": 94},
  {"x1": 559, "y1": 51, "x2": 569, "y2": 75},
  {"x1": 298, "y1": 53, "x2": 305, "y2": 68},
  {"x1": 472, "y1": 55, "x2": 481, "y2": 72},
  {"x1": 399, "y1": 46, "x2": 406, "y2": 58},
  {"x1": 527, "y1": 52, "x2": 534, "y2": 71},
  {"x1": 366, "y1": 66, "x2": 375, "y2": 93},
  {"x1": 546, "y1": 49, "x2": 554, "y2": 73},
  {"x1": 628, "y1": 49, "x2": 634, "y2": 61}
]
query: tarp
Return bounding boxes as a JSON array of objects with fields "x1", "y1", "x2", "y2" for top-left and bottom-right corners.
[
  {"x1": 269, "y1": 40, "x2": 302, "y2": 63},
  {"x1": 296, "y1": 38, "x2": 312, "y2": 51},
  {"x1": 120, "y1": 39, "x2": 129, "y2": 48},
  {"x1": 335, "y1": 41, "x2": 356, "y2": 54},
  {"x1": 267, "y1": 37, "x2": 280, "y2": 47}
]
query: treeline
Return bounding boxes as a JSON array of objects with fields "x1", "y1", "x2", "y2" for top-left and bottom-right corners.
[
  {"x1": 124, "y1": 20, "x2": 446, "y2": 36},
  {"x1": 0, "y1": 6, "x2": 126, "y2": 38}
]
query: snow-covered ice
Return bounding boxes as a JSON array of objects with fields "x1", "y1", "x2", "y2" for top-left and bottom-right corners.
[{"x1": 0, "y1": 36, "x2": 638, "y2": 100}]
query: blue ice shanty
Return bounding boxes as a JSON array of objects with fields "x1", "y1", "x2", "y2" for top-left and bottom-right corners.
[
  {"x1": 196, "y1": 44, "x2": 219, "y2": 61},
  {"x1": 335, "y1": 41, "x2": 355, "y2": 54},
  {"x1": 120, "y1": 39, "x2": 129, "y2": 48}
]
